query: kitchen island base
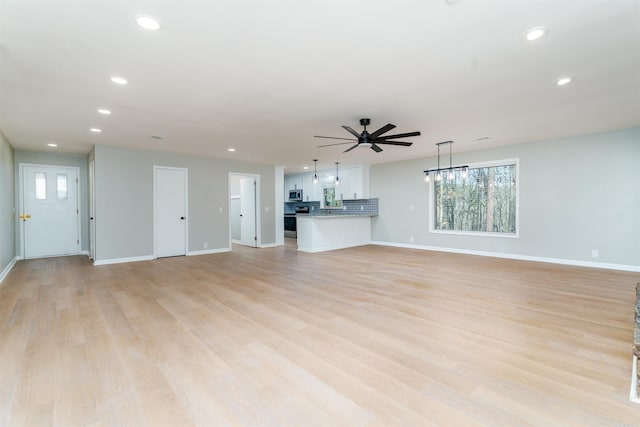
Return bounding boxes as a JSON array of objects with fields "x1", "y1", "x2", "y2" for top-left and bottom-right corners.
[{"x1": 296, "y1": 215, "x2": 371, "y2": 253}]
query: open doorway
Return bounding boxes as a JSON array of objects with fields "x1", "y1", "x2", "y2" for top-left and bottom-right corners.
[{"x1": 229, "y1": 173, "x2": 260, "y2": 248}]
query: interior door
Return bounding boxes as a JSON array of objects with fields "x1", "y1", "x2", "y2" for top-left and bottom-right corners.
[
  {"x1": 155, "y1": 167, "x2": 187, "y2": 258},
  {"x1": 21, "y1": 164, "x2": 80, "y2": 258},
  {"x1": 239, "y1": 177, "x2": 256, "y2": 247}
]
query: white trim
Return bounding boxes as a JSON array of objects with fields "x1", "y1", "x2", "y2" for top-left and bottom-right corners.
[
  {"x1": 93, "y1": 255, "x2": 155, "y2": 266},
  {"x1": 0, "y1": 256, "x2": 18, "y2": 285},
  {"x1": 153, "y1": 166, "x2": 189, "y2": 258},
  {"x1": 428, "y1": 158, "x2": 520, "y2": 238},
  {"x1": 298, "y1": 242, "x2": 368, "y2": 253},
  {"x1": 187, "y1": 248, "x2": 231, "y2": 256},
  {"x1": 631, "y1": 355, "x2": 640, "y2": 404},
  {"x1": 80, "y1": 250, "x2": 89, "y2": 256},
  {"x1": 370, "y1": 241, "x2": 640, "y2": 272},
  {"x1": 260, "y1": 243, "x2": 278, "y2": 248},
  {"x1": 231, "y1": 239, "x2": 242, "y2": 244}
]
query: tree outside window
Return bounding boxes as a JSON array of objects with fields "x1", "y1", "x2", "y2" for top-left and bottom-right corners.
[{"x1": 433, "y1": 162, "x2": 517, "y2": 235}]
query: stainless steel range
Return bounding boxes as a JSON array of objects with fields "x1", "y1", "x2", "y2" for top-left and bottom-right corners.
[{"x1": 284, "y1": 206, "x2": 309, "y2": 238}]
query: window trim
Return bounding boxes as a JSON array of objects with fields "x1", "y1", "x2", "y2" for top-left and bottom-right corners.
[{"x1": 428, "y1": 158, "x2": 520, "y2": 238}]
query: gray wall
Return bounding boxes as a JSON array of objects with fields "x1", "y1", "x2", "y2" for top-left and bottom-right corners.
[
  {"x1": 0, "y1": 130, "x2": 15, "y2": 276},
  {"x1": 370, "y1": 127, "x2": 640, "y2": 267},
  {"x1": 14, "y1": 150, "x2": 90, "y2": 254},
  {"x1": 94, "y1": 145, "x2": 276, "y2": 261}
]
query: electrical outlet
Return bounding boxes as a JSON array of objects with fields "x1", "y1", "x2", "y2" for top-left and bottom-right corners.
[
  {"x1": 343, "y1": 206, "x2": 347, "y2": 210},
  {"x1": 203, "y1": 242, "x2": 208, "y2": 249},
  {"x1": 410, "y1": 236, "x2": 414, "y2": 243},
  {"x1": 410, "y1": 204, "x2": 414, "y2": 210},
  {"x1": 265, "y1": 206, "x2": 270, "y2": 212},
  {"x1": 218, "y1": 207, "x2": 223, "y2": 213},
  {"x1": 360, "y1": 205, "x2": 364, "y2": 211},
  {"x1": 591, "y1": 249, "x2": 599, "y2": 259}
]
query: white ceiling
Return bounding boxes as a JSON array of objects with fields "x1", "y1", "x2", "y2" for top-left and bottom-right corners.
[{"x1": 1, "y1": 0, "x2": 639, "y2": 174}]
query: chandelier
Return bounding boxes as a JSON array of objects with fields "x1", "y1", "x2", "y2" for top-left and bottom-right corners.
[{"x1": 423, "y1": 141, "x2": 468, "y2": 182}]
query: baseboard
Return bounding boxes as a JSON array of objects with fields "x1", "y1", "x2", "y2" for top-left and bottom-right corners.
[
  {"x1": 93, "y1": 255, "x2": 155, "y2": 266},
  {"x1": 370, "y1": 241, "x2": 640, "y2": 272},
  {"x1": 0, "y1": 256, "x2": 18, "y2": 285},
  {"x1": 187, "y1": 248, "x2": 231, "y2": 256},
  {"x1": 631, "y1": 355, "x2": 640, "y2": 404},
  {"x1": 260, "y1": 243, "x2": 278, "y2": 248}
]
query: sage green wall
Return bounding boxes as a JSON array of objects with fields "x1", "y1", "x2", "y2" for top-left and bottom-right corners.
[
  {"x1": 13, "y1": 150, "x2": 90, "y2": 254},
  {"x1": 370, "y1": 127, "x2": 640, "y2": 267},
  {"x1": 94, "y1": 145, "x2": 276, "y2": 261},
  {"x1": 0, "y1": 130, "x2": 15, "y2": 275}
]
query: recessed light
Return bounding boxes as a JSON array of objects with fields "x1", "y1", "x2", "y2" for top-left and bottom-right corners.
[
  {"x1": 228, "y1": 148, "x2": 236, "y2": 152},
  {"x1": 47, "y1": 143, "x2": 58, "y2": 147},
  {"x1": 556, "y1": 76, "x2": 574, "y2": 86},
  {"x1": 136, "y1": 15, "x2": 160, "y2": 30},
  {"x1": 97, "y1": 109, "x2": 111, "y2": 115},
  {"x1": 303, "y1": 166, "x2": 309, "y2": 170},
  {"x1": 90, "y1": 128, "x2": 102, "y2": 133},
  {"x1": 110, "y1": 76, "x2": 128, "y2": 85},
  {"x1": 150, "y1": 135, "x2": 163, "y2": 140},
  {"x1": 525, "y1": 26, "x2": 548, "y2": 41},
  {"x1": 474, "y1": 136, "x2": 491, "y2": 141}
]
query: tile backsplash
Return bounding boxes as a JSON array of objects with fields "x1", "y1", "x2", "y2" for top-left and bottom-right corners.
[{"x1": 285, "y1": 198, "x2": 379, "y2": 216}]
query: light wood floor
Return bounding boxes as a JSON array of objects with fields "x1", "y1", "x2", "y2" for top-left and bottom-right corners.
[{"x1": 1, "y1": 244, "x2": 639, "y2": 426}]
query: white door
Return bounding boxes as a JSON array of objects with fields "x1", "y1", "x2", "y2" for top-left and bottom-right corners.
[
  {"x1": 155, "y1": 167, "x2": 187, "y2": 258},
  {"x1": 21, "y1": 164, "x2": 80, "y2": 258},
  {"x1": 239, "y1": 177, "x2": 257, "y2": 247}
]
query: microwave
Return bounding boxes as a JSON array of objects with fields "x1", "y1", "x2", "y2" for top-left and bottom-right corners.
[{"x1": 289, "y1": 189, "x2": 303, "y2": 201}]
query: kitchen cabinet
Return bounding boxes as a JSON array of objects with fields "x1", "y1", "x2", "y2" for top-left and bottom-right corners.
[{"x1": 284, "y1": 166, "x2": 369, "y2": 202}]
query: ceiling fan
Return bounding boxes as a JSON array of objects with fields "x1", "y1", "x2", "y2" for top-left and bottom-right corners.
[{"x1": 315, "y1": 118, "x2": 421, "y2": 153}]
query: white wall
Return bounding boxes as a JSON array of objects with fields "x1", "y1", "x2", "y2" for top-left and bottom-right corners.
[
  {"x1": 0, "y1": 130, "x2": 15, "y2": 280},
  {"x1": 93, "y1": 145, "x2": 277, "y2": 261},
  {"x1": 370, "y1": 127, "x2": 640, "y2": 269}
]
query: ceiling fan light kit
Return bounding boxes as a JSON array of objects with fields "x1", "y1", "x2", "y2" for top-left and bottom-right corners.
[
  {"x1": 423, "y1": 141, "x2": 468, "y2": 183},
  {"x1": 315, "y1": 118, "x2": 420, "y2": 153}
]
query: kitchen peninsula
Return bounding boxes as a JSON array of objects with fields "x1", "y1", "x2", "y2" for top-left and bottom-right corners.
[{"x1": 295, "y1": 198, "x2": 379, "y2": 253}]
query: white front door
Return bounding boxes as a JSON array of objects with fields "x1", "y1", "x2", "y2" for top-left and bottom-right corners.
[
  {"x1": 154, "y1": 166, "x2": 188, "y2": 258},
  {"x1": 21, "y1": 164, "x2": 80, "y2": 258},
  {"x1": 240, "y1": 176, "x2": 257, "y2": 247}
]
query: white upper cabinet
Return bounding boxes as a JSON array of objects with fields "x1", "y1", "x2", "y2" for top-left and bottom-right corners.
[{"x1": 284, "y1": 166, "x2": 369, "y2": 202}]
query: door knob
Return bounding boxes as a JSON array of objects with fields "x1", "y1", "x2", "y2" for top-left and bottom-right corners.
[
  {"x1": 19, "y1": 214, "x2": 24, "y2": 219},
  {"x1": 25, "y1": 214, "x2": 31, "y2": 219},
  {"x1": 180, "y1": 216, "x2": 185, "y2": 220}
]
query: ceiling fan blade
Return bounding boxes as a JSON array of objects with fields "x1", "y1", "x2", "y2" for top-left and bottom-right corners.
[
  {"x1": 371, "y1": 143, "x2": 383, "y2": 153},
  {"x1": 314, "y1": 135, "x2": 358, "y2": 141},
  {"x1": 343, "y1": 144, "x2": 360, "y2": 153},
  {"x1": 377, "y1": 131, "x2": 421, "y2": 140},
  {"x1": 317, "y1": 142, "x2": 354, "y2": 147},
  {"x1": 342, "y1": 126, "x2": 362, "y2": 138},
  {"x1": 369, "y1": 123, "x2": 396, "y2": 138},
  {"x1": 375, "y1": 141, "x2": 413, "y2": 146}
]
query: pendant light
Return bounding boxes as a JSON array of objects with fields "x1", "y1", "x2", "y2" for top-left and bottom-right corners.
[
  {"x1": 335, "y1": 162, "x2": 340, "y2": 186},
  {"x1": 423, "y1": 141, "x2": 468, "y2": 183},
  {"x1": 313, "y1": 159, "x2": 318, "y2": 184}
]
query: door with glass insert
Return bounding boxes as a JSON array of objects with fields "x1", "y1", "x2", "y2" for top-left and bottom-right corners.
[{"x1": 21, "y1": 164, "x2": 80, "y2": 258}]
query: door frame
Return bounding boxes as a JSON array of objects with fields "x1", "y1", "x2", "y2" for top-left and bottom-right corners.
[
  {"x1": 228, "y1": 172, "x2": 261, "y2": 249},
  {"x1": 153, "y1": 165, "x2": 189, "y2": 258},
  {"x1": 18, "y1": 163, "x2": 81, "y2": 259},
  {"x1": 89, "y1": 159, "x2": 96, "y2": 260}
]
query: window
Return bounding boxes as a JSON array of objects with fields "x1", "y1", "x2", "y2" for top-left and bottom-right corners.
[
  {"x1": 432, "y1": 160, "x2": 518, "y2": 236},
  {"x1": 56, "y1": 174, "x2": 68, "y2": 199},
  {"x1": 35, "y1": 172, "x2": 46, "y2": 200}
]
